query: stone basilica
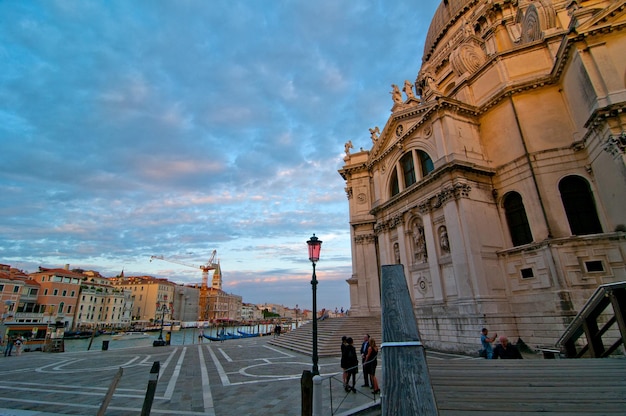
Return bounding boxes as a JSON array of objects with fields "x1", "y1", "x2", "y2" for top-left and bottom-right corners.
[{"x1": 339, "y1": 0, "x2": 626, "y2": 354}]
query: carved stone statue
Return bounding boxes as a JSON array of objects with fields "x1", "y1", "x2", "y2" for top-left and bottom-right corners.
[
  {"x1": 439, "y1": 225, "x2": 450, "y2": 253},
  {"x1": 394, "y1": 242, "x2": 401, "y2": 264},
  {"x1": 403, "y1": 80, "x2": 415, "y2": 99},
  {"x1": 391, "y1": 84, "x2": 403, "y2": 105},
  {"x1": 369, "y1": 126, "x2": 380, "y2": 143},
  {"x1": 413, "y1": 223, "x2": 427, "y2": 263},
  {"x1": 344, "y1": 140, "x2": 353, "y2": 156}
]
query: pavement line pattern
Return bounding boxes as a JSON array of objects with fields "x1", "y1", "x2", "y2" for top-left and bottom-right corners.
[
  {"x1": 34, "y1": 357, "x2": 142, "y2": 373},
  {"x1": 218, "y1": 347, "x2": 233, "y2": 362},
  {"x1": 156, "y1": 346, "x2": 179, "y2": 374},
  {"x1": 198, "y1": 344, "x2": 216, "y2": 416},
  {"x1": 163, "y1": 346, "x2": 186, "y2": 399},
  {"x1": 263, "y1": 344, "x2": 295, "y2": 357},
  {"x1": 207, "y1": 344, "x2": 230, "y2": 386}
]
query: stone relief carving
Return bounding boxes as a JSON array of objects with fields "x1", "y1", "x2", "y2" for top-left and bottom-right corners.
[
  {"x1": 521, "y1": 4, "x2": 542, "y2": 43},
  {"x1": 604, "y1": 132, "x2": 626, "y2": 158},
  {"x1": 450, "y1": 42, "x2": 486, "y2": 76},
  {"x1": 423, "y1": 124, "x2": 432, "y2": 138},
  {"x1": 374, "y1": 214, "x2": 404, "y2": 234},
  {"x1": 354, "y1": 234, "x2": 376, "y2": 245},
  {"x1": 419, "y1": 183, "x2": 472, "y2": 213},
  {"x1": 416, "y1": 275, "x2": 428, "y2": 294}
]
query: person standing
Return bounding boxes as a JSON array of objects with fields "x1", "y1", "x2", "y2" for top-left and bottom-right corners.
[
  {"x1": 344, "y1": 337, "x2": 359, "y2": 393},
  {"x1": 481, "y1": 328, "x2": 497, "y2": 359},
  {"x1": 360, "y1": 334, "x2": 370, "y2": 387},
  {"x1": 4, "y1": 335, "x2": 14, "y2": 357},
  {"x1": 340, "y1": 336, "x2": 348, "y2": 389},
  {"x1": 493, "y1": 336, "x2": 523, "y2": 359},
  {"x1": 14, "y1": 336, "x2": 23, "y2": 356},
  {"x1": 365, "y1": 337, "x2": 380, "y2": 394}
]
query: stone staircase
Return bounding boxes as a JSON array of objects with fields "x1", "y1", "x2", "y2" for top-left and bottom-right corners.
[{"x1": 268, "y1": 316, "x2": 382, "y2": 357}]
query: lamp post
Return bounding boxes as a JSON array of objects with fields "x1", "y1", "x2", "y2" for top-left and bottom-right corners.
[
  {"x1": 307, "y1": 234, "x2": 322, "y2": 375},
  {"x1": 153, "y1": 302, "x2": 169, "y2": 347}
]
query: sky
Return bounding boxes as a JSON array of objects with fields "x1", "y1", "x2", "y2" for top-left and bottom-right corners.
[{"x1": 0, "y1": 0, "x2": 440, "y2": 311}]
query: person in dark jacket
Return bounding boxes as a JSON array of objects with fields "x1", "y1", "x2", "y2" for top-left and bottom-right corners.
[
  {"x1": 344, "y1": 337, "x2": 359, "y2": 393},
  {"x1": 340, "y1": 336, "x2": 348, "y2": 388},
  {"x1": 493, "y1": 336, "x2": 523, "y2": 359}
]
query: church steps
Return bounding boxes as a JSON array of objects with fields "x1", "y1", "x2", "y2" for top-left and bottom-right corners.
[{"x1": 268, "y1": 316, "x2": 382, "y2": 357}]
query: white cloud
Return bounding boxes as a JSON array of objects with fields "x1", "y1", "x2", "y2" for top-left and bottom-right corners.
[{"x1": 0, "y1": 0, "x2": 440, "y2": 310}]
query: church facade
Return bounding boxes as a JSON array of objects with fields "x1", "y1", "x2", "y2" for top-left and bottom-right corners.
[{"x1": 339, "y1": 0, "x2": 626, "y2": 354}]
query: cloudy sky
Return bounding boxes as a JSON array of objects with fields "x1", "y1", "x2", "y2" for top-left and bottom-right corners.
[{"x1": 0, "y1": 0, "x2": 439, "y2": 311}]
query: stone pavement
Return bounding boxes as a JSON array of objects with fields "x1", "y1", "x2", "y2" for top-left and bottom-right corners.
[{"x1": 0, "y1": 336, "x2": 381, "y2": 416}]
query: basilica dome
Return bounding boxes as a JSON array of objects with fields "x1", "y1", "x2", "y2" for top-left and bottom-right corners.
[{"x1": 423, "y1": 0, "x2": 476, "y2": 62}]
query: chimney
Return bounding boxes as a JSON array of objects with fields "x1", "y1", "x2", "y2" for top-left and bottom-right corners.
[{"x1": 64, "y1": 264, "x2": 70, "y2": 270}]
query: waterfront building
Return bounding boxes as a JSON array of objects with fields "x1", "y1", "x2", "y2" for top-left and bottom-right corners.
[
  {"x1": 29, "y1": 266, "x2": 83, "y2": 329},
  {"x1": 109, "y1": 275, "x2": 176, "y2": 326},
  {"x1": 77, "y1": 271, "x2": 132, "y2": 329},
  {"x1": 339, "y1": 0, "x2": 626, "y2": 353},
  {"x1": 207, "y1": 287, "x2": 242, "y2": 323},
  {"x1": 0, "y1": 265, "x2": 34, "y2": 323},
  {"x1": 172, "y1": 283, "x2": 201, "y2": 324}
]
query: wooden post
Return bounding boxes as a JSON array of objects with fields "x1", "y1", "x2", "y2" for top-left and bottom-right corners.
[
  {"x1": 96, "y1": 367, "x2": 123, "y2": 416},
  {"x1": 381, "y1": 264, "x2": 438, "y2": 415},
  {"x1": 301, "y1": 370, "x2": 313, "y2": 416}
]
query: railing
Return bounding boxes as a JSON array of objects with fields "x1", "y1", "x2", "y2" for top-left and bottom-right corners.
[
  {"x1": 558, "y1": 281, "x2": 626, "y2": 358},
  {"x1": 317, "y1": 366, "x2": 380, "y2": 416}
]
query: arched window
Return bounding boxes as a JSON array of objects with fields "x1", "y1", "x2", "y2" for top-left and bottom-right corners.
[
  {"x1": 503, "y1": 192, "x2": 533, "y2": 246},
  {"x1": 58, "y1": 302, "x2": 65, "y2": 314},
  {"x1": 400, "y1": 153, "x2": 416, "y2": 188},
  {"x1": 418, "y1": 150, "x2": 434, "y2": 177},
  {"x1": 559, "y1": 176, "x2": 602, "y2": 235},
  {"x1": 390, "y1": 170, "x2": 399, "y2": 196}
]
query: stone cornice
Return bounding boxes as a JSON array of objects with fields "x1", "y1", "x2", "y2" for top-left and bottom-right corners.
[{"x1": 371, "y1": 160, "x2": 494, "y2": 216}]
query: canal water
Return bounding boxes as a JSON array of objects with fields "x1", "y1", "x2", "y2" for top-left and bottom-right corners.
[{"x1": 62, "y1": 323, "x2": 291, "y2": 353}]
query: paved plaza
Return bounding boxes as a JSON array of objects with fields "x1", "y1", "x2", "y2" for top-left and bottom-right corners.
[{"x1": 0, "y1": 336, "x2": 386, "y2": 416}]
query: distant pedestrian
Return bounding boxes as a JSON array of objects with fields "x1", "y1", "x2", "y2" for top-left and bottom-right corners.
[
  {"x1": 4, "y1": 336, "x2": 14, "y2": 357},
  {"x1": 480, "y1": 328, "x2": 497, "y2": 359},
  {"x1": 14, "y1": 336, "x2": 23, "y2": 356},
  {"x1": 493, "y1": 336, "x2": 523, "y2": 359}
]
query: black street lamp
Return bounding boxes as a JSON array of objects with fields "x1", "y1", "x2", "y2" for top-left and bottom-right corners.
[
  {"x1": 153, "y1": 302, "x2": 169, "y2": 347},
  {"x1": 307, "y1": 234, "x2": 322, "y2": 375}
]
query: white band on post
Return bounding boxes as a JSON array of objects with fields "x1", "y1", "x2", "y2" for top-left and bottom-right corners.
[{"x1": 381, "y1": 341, "x2": 423, "y2": 348}]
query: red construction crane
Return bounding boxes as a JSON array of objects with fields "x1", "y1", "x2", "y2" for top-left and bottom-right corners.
[{"x1": 150, "y1": 250, "x2": 218, "y2": 321}]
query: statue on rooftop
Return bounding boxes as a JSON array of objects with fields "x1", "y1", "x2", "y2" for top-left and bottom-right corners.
[
  {"x1": 391, "y1": 84, "x2": 403, "y2": 105},
  {"x1": 403, "y1": 80, "x2": 415, "y2": 100},
  {"x1": 369, "y1": 126, "x2": 380, "y2": 143}
]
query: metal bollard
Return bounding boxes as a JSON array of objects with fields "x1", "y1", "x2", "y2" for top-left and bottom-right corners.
[
  {"x1": 312, "y1": 375, "x2": 323, "y2": 416},
  {"x1": 141, "y1": 361, "x2": 160, "y2": 416}
]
